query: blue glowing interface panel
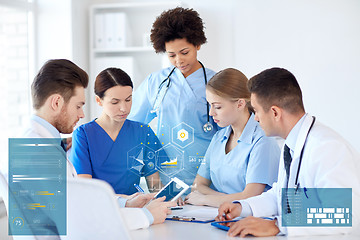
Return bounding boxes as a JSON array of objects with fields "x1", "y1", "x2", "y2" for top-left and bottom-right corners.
[
  {"x1": 282, "y1": 188, "x2": 352, "y2": 227},
  {"x1": 8, "y1": 138, "x2": 66, "y2": 235}
]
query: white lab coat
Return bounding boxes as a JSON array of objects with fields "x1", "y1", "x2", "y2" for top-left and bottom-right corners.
[
  {"x1": 20, "y1": 116, "x2": 151, "y2": 231},
  {"x1": 21, "y1": 117, "x2": 78, "y2": 178},
  {"x1": 241, "y1": 114, "x2": 360, "y2": 236}
]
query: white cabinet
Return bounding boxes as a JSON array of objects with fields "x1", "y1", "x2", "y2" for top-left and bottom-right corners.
[{"x1": 89, "y1": 1, "x2": 182, "y2": 119}]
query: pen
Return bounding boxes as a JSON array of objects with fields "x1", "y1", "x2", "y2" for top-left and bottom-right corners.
[
  {"x1": 214, "y1": 220, "x2": 238, "y2": 223},
  {"x1": 170, "y1": 206, "x2": 183, "y2": 210},
  {"x1": 134, "y1": 184, "x2": 144, "y2": 193},
  {"x1": 171, "y1": 216, "x2": 195, "y2": 221},
  {"x1": 220, "y1": 216, "x2": 274, "y2": 221}
]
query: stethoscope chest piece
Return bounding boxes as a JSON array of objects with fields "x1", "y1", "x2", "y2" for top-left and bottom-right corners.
[{"x1": 203, "y1": 122, "x2": 213, "y2": 132}]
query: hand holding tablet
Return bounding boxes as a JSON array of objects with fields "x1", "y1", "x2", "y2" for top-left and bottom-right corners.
[{"x1": 154, "y1": 177, "x2": 189, "y2": 202}]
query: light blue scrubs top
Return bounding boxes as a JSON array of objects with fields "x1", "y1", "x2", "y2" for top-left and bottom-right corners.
[
  {"x1": 70, "y1": 119, "x2": 165, "y2": 195},
  {"x1": 197, "y1": 114, "x2": 280, "y2": 194},
  {"x1": 128, "y1": 66, "x2": 218, "y2": 186}
]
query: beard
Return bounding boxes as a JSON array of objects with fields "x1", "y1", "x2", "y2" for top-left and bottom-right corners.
[{"x1": 53, "y1": 105, "x2": 78, "y2": 134}]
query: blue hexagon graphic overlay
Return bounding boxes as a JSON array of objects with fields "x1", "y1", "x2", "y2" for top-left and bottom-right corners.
[
  {"x1": 156, "y1": 122, "x2": 171, "y2": 146},
  {"x1": 171, "y1": 122, "x2": 194, "y2": 149},
  {"x1": 127, "y1": 144, "x2": 156, "y2": 177},
  {"x1": 155, "y1": 143, "x2": 184, "y2": 178},
  {"x1": 186, "y1": 142, "x2": 208, "y2": 176}
]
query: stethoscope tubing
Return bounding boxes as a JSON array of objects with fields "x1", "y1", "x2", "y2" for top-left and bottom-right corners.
[
  {"x1": 155, "y1": 61, "x2": 212, "y2": 132},
  {"x1": 294, "y1": 116, "x2": 316, "y2": 191}
]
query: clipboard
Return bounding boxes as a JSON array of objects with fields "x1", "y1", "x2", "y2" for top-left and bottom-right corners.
[
  {"x1": 166, "y1": 205, "x2": 219, "y2": 223},
  {"x1": 166, "y1": 215, "x2": 215, "y2": 223},
  {"x1": 211, "y1": 220, "x2": 238, "y2": 231},
  {"x1": 211, "y1": 217, "x2": 274, "y2": 231}
]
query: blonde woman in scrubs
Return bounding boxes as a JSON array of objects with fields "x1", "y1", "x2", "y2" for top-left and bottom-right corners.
[{"x1": 185, "y1": 68, "x2": 280, "y2": 207}]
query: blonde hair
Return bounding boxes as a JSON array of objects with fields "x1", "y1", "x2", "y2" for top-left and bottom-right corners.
[{"x1": 207, "y1": 68, "x2": 253, "y2": 113}]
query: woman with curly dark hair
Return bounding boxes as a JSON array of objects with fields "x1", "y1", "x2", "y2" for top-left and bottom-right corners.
[{"x1": 129, "y1": 7, "x2": 218, "y2": 191}]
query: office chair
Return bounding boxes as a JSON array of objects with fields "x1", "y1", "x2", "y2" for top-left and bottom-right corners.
[
  {"x1": 0, "y1": 171, "x2": 9, "y2": 214},
  {"x1": 0, "y1": 171, "x2": 13, "y2": 240},
  {"x1": 1, "y1": 173, "x2": 132, "y2": 240},
  {"x1": 64, "y1": 178, "x2": 132, "y2": 240}
]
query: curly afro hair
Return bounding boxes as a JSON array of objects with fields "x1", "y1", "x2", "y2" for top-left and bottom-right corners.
[{"x1": 150, "y1": 7, "x2": 207, "y2": 53}]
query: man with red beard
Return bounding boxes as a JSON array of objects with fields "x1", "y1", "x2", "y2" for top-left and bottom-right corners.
[
  {"x1": 9, "y1": 59, "x2": 89, "y2": 238},
  {"x1": 21, "y1": 59, "x2": 88, "y2": 178}
]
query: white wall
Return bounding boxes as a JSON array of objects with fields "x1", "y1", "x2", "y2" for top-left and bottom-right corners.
[
  {"x1": 232, "y1": 0, "x2": 360, "y2": 152},
  {"x1": 71, "y1": 0, "x2": 123, "y2": 123},
  {"x1": 67, "y1": 0, "x2": 360, "y2": 152},
  {"x1": 35, "y1": 0, "x2": 114, "y2": 125},
  {"x1": 36, "y1": 0, "x2": 72, "y2": 69}
]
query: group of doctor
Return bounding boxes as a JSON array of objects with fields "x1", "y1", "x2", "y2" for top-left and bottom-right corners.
[
  {"x1": 70, "y1": 7, "x2": 280, "y2": 207},
  {"x1": 21, "y1": 6, "x2": 360, "y2": 237}
]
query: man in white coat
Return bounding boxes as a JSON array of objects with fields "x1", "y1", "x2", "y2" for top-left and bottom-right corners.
[
  {"x1": 217, "y1": 67, "x2": 360, "y2": 237},
  {"x1": 15, "y1": 59, "x2": 175, "y2": 235}
]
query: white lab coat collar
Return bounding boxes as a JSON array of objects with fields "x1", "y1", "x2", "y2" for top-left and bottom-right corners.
[
  {"x1": 287, "y1": 113, "x2": 315, "y2": 188},
  {"x1": 31, "y1": 115, "x2": 60, "y2": 138},
  {"x1": 284, "y1": 113, "x2": 307, "y2": 156}
]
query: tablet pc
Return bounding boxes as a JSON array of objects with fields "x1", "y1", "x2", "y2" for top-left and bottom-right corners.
[{"x1": 154, "y1": 177, "x2": 189, "y2": 201}]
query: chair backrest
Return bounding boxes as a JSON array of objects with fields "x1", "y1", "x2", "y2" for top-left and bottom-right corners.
[
  {"x1": 1, "y1": 173, "x2": 131, "y2": 240},
  {"x1": 0, "y1": 171, "x2": 12, "y2": 240},
  {"x1": 0, "y1": 171, "x2": 8, "y2": 210},
  {"x1": 63, "y1": 178, "x2": 131, "y2": 240},
  {"x1": 0, "y1": 172, "x2": 43, "y2": 240}
]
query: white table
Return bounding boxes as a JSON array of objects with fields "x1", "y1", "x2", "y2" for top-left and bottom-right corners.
[
  {"x1": 130, "y1": 205, "x2": 359, "y2": 240},
  {"x1": 130, "y1": 220, "x2": 359, "y2": 240}
]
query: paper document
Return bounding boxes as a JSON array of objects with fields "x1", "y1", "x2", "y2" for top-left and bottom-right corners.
[{"x1": 167, "y1": 205, "x2": 218, "y2": 222}]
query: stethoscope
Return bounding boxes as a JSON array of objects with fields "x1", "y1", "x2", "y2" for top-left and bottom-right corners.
[
  {"x1": 294, "y1": 116, "x2": 316, "y2": 194},
  {"x1": 150, "y1": 61, "x2": 213, "y2": 133}
]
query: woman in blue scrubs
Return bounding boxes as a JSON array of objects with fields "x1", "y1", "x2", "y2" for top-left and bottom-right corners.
[
  {"x1": 128, "y1": 7, "x2": 218, "y2": 187},
  {"x1": 185, "y1": 68, "x2": 280, "y2": 207},
  {"x1": 70, "y1": 68, "x2": 163, "y2": 197}
]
